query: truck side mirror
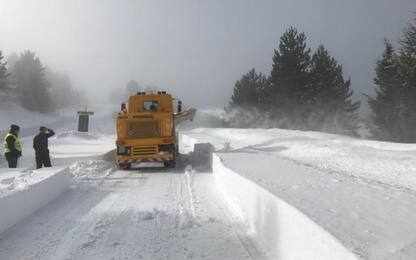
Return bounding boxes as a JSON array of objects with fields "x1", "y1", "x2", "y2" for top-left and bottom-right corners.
[
  {"x1": 177, "y1": 101, "x2": 182, "y2": 113},
  {"x1": 121, "y1": 103, "x2": 127, "y2": 113}
]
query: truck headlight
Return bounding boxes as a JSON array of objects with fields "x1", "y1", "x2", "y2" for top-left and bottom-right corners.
[{"x1": 117, "y1": 145, "x2": 131, "y2": 155}]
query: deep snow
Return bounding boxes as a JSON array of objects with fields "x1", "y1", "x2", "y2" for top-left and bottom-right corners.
[
  {"x1": 212, "y1": 154, "x2": 358, "y2": 260},
  {"x1": 1, "y1": 107, "x2": 416, "y2": 259},
  {"x1": 181, "y1": 128, "x2": 416, "y2": 260},
  {"x1": 181, "y1": 128, "x2": 416, "y2": 191},
  {"x1": 0, "y1": 111, "x2": 265, "y2": 259},
  {"x1": 0, "y1": 167, "x2": 70, "y2": 234},
  {"x1": 0, "y1": 167, "x2": 263, "y2": 260},
  {"x1": 0, "y1": 167, "x2": 68, "y2": 198}
]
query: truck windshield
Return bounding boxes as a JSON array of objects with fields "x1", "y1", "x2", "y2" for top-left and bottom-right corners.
[{"x1": 143, "y1": 101, "x2": 158, "y2": 112}]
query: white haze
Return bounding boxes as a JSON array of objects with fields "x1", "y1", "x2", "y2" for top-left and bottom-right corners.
[{"x1": 0, "y1": 0, "x2": 415, "y2": 112}]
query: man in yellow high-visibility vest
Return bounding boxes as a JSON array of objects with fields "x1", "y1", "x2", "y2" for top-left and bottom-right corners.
[{"x1": 3, "y1": 124, "x2": 22, "y2": 168}]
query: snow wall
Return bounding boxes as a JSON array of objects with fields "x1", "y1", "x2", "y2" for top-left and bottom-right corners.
[
  {"x1": 212, "y1": 154, "x2": 359, "y2": 260},
  {"x1": 0, "y1": 168, "x2": 70, "y2": 234},
  {"x1": 181, "y1": 133, "x2": 358, "y2": 259}
]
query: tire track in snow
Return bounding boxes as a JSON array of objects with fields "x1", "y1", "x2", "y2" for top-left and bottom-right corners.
[{"x1": 0, "y1": 169, "x2": 264, "y2": 259}]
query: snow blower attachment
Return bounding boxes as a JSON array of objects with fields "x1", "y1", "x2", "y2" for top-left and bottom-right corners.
[{"x1": 116, "y1": 91, "x2": 196, "y2": 169}]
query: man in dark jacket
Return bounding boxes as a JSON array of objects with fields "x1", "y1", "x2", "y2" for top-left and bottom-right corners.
[
  {"x1": 33, "y1": 126, "x2": 55, "y2": 169},
  {"x1": 3, "y1": 124, "x2": 22, "y2": 168}
]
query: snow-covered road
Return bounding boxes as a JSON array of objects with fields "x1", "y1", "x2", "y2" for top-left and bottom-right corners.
[
  {"x1": 2, "y1": 109, "x2": 416, "y2": 259},
  {"x1": 0, "y1": 168, "x2": 263, "y2": 260}
]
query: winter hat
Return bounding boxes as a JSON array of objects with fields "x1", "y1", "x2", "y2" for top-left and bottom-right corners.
[
  {"x1": 40, "y1": 126, "x2": 47, "y2": 131},
  {"x1": 10, "y1": 124, "x2": 20, "y2": 131}
]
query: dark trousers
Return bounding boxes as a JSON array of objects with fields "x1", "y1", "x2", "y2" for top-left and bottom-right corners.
[
  {"x1": 5, "y1": 153, "x2": 18, "y2": 168},
  {"x1": 35, "y1": 151, "x2": 52, "y2": 169}
]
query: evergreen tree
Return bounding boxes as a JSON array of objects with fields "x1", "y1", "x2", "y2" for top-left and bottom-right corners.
[
  {"x1": 13, "y1": 51, "x2": 54, "y2": 113},
  {"x1": 368, "y1": 41, "x2": 403, "y2": 141},
  {"x1": 0, "y1": 50, "x2": 11, "y2": 101},
  {"x1": 46, "y1": 69, "x2": 87, "y2": 110},
  {"x1": 369, "y1": 16, "x2": 416, "y2": 142},
  {"x1": 46, "y1": 69, "x2": 72, "y2": 109},
  {"x1": 6, "y1": 53, "x2": 18, "y2": 71},
  {"x1": 309, "y1": 45, "x2": 360, "y2": 135},
  {"x1": 226, "y1": 27, "x2": 361, "y2": 135},
  {"x1": 400, "y1": 19, "x2": 416, "y2": 55},
  {"x1": 229, "y1": 68, "x2": 268, "y2": 109},
  {"x1": 397, "y1": 17, "x2": 416, "y2": 142},
  {"x1": 269, "y1": 27, "x2": 311, "y2": 128},
  {"x1": 226, "y1": 69, "x2": 270, "y2": 127}
]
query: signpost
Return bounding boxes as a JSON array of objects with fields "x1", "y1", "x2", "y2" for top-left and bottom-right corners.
[{"x1": 77, "y1": 106, "x2": 94, "y2": 132}]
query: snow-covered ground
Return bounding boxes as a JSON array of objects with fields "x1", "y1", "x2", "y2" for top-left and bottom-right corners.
[
  {"x1": 0, "y1": 110, "x2": 266, "y2": 259},
  {"x1": 0, "y1": 167, "x2": 68, "y2": 198},
  {"x1": 0, "y1": 102, "x2": 61, "y2": 132},
  {"x1": 0, "y1": 167, "x2": 70, "y2": 234},
  {"x1": 0, "y1": 114, "x2": 115, "y2": 169},
  {"x1": 50, "y1": 131, "x2": 114, "y2": 159},
  {"x1": 0, "y1": 168, "x2": 264, "y2": 260},
  {"x1": 1, "y1": 106, "x2": 416, "y2": 259},
  {"x1": 181, "y1": 128, "x2": 416, "y2": 260},
  {"x1": 0, "y1": 110, "x2": 117, "y2": 243},
  {"x1": 181, "y1": 128, "x2": 416, "y2": 191},
  {"x1": 211, "y1": 154, "x2": 359, "y2": 260}
]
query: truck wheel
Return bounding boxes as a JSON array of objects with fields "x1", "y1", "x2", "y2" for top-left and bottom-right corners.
[
  {"x1": 164, "y1": 159, "x2": 176, "y2": 168},
  {"x1": 119, "y1": 162, "x2": 131, "y2": 170}
]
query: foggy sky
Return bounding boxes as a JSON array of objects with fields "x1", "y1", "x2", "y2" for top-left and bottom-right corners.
[{"x1": 0, "y1": 0, "x2": 415, "y2": 111}]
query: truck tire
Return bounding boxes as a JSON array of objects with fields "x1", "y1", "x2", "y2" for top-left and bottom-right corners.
[
  {"x1": 119, "y1": 162, "x2": 131, "y2": 170},
  {"x1": 164, "y1": 157, "x2": 176, "y2": 168}
]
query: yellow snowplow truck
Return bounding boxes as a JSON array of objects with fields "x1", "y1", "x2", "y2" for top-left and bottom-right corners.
[{"x1": 116, "y1": 91, "x2": 196, "y2": 169}]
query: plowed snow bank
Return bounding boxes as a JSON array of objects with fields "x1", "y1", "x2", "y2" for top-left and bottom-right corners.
[
  {"x1": 0, "y1": 167, "x2": 70, "y2": 234},
  {"x1": 181, "y1": 129, "x2": 416, "y2": 260},
  {"x1": 213, "y1": 154, "x2": 358, "y2": 260}
]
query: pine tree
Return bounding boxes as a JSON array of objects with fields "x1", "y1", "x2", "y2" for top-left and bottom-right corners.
[
  {"x1": 229, "y1": 68, "x2": 268, "y2": 109},
  {"x1": 269, "y1": 27, "x2": 311, "y2": 128},
  {"x1": 226, "y1": 68, "x2": 269, "y2": 127},
  {"x1": 6, "y1": 53, "x2": 18, "y2": 71},
  {"x1": 46, "y1": 69, "x2": 72, "y2": 109},
  {"x1": 369, "y1": 16, "x2": 416, "y2": 142},
  {"x1": 46, "y1": 69, "x2": 87, "y2": 110},
  {"x1": 309, "y1": 45, "x2": 360, "y2": 135},
  {"x1": 400, "y1": 19, "x2": 416, "y2": 55},
  {"x1": 397, "y1": 17, "x2": 416, "y2": 142},
  {"x1": 13, "y1": 51, "x2": 54, "y2": 113},
  {"x1": 369, "y1": 41, "x2": 403, "y2": 141},
  {"x1": 0, "y1": 50, "x2": 11, "y2": 101}
]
